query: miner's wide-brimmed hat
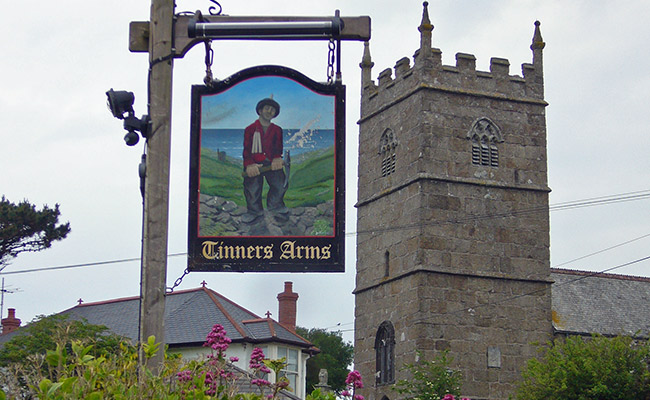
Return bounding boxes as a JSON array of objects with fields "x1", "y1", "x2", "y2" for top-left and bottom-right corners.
[{"x1": 256, "y1": 98, "x2": 280, "y2": 117}]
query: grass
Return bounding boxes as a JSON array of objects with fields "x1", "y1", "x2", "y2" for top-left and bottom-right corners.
[{"x1": 199, "y1": 146, "x2": 335, "y2": 208}]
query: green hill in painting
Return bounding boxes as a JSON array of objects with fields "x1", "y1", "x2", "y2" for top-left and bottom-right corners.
[{"x1": 199, "y1": 146, "x2": 335, "y2": 208}]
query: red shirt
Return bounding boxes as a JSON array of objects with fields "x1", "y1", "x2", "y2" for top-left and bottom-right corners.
[{"x1": 243, "y1": 120, "x2": 283, "y2": 167}]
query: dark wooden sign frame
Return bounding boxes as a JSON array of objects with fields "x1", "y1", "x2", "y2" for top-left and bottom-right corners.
[{"x1": 188, "y1": 65, "x2": 345, "y2": 272}]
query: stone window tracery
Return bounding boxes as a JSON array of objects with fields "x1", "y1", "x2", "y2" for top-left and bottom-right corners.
[
  {"x1": 375, "y1": 321, "x2": 395, "y2": 385},
  {"x1": 379, "y1": 128, "x2": 398, "y2": 177},
  {"x1": 467, "y1": 117, "x2": 503, "y2": 167}
]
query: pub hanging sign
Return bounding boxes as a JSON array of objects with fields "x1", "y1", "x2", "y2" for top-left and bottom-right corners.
[{"x1": 188, "y1": 65, "x2": 345, "y2": 272}]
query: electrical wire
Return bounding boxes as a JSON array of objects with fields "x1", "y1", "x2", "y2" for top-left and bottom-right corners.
[
  {"x1": 552, "y1": 232, "x2": 650, "y2": 269},
  {"x1": 432, "y1": 254, "x2": 650, "y2": 319},
  {"x1": 1, "y1": 189, "x2": 649, "y2": 276},
  {"x1": 0, "y1": 253, "x2": 187, "y2": 276},
  {"x1": 330, "y1": 254, "x2": 650, "y2": 331},
  {"x1": 350, "y1": 189, "x2": 650, "y2": 237}
]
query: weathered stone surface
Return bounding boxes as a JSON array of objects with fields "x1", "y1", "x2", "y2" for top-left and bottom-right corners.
[{"x1": 355, "y1": 8, "x2": 551, "y2": 400}]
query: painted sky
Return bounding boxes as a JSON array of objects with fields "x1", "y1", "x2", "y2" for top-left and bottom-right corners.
[
  {"x1": 201, "y1": 75, "x2": 335, "y2": 130},
  {"x1": 1, "y1": 0, "x2": 650, "y2": 346}
]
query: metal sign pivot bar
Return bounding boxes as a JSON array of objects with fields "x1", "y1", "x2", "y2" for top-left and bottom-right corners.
[
  {"x1": 129, "y1": 13, "x2": 370, "y2": 57},
  {"x1": 188, "y1": 17, "x2": 344, "y2": 40}
]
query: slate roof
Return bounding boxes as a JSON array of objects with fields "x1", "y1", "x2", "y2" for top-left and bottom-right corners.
[
  {"x1": 46, "y1": 286, "x2": 315, "y2": 349},
  {"x1": 551, "y1": 268, "x2": 650, "y2": 338}
]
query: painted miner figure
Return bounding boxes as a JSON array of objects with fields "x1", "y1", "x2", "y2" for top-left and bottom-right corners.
[{"x1": 242, "y1": 97, "x2": 290, "y2": 228}]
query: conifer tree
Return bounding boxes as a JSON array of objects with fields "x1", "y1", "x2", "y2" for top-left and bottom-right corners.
[{"x1": 0, "y1": 196, "x2": 70, "y2": 269}]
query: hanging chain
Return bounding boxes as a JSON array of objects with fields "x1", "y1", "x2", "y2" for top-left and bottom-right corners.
[
  {"x1": 204, "y1": 39, "x2": 215, "y2": 86},
  {"x1": 327, "y1": 39, "x2": 336, "y2": 84},
  {"x1": 167, "y1": 267, "x2": 190, "y2": 293}
]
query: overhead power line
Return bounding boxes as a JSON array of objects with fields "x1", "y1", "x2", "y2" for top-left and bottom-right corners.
[
  {"x1": 338, "y1": 254, "x2": 650, "y2": 331},
  {"x1": 0, "y1": 253, "x2": 187, "y2": 276},
  {"x1": 1, "y1": 189, "x2": 649, "y2": 276},
  {"x1": 353, "y1": 189, "x2": 650, "y2": 237},
  {"x1": 433, "y1": 254, "x2": 650, "y2": 319},
  {"x1": 552, "y1": 232, "x2": 650, "y2": 269}
]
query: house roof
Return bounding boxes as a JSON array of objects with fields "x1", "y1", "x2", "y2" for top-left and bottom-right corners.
[
  {"x1": 551, "y1": 268, "x2": 650, "y2": 338},
  {"x1": 50, "y1": 286, "x2": 313, "y2": 349}
]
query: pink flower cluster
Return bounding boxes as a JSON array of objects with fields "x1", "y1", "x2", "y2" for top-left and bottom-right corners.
[
  {"x1": 204, "y1": 324, "x2": 232, "y2": 356},
  {"x1": 176, "y1": 370, "x2": 193, "y2": 383},
  {"x1": 204, "y1": 371, "x2": 218, "y2": 395},
  {"x1": 345, "y1": 370, "x2": 364, "y2": 389},
  {"x1": 341, "y1": 370, "x2": 365, "y2": 400},
  {"x1": 249, "y1": 347, "x2": 271, "y2": 374},
  {"x1": 178, "y1": 325, "x2": 303, "y2": 400}
]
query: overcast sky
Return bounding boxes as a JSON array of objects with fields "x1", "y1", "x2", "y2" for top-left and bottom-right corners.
[{"x1": 2, "y1": 0, "x2": 649, "y2": 345}]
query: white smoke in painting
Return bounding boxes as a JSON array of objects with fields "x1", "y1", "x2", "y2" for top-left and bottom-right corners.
[{"x1": 285, "y1": 115, "x2": 321, "y2": 151}]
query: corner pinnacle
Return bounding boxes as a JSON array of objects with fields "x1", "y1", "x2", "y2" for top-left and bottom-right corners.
[
  {"x1": 418, "y1": 1, "x2": 433, "y2": 54},
  {"x1": 360, "y1": 41, "x2": 374, "y2": 69},
  {"x1": 419, "y1": 2, "x2": 433, "y2": 34},
  {"x1": 531, "y1": 20, "x2": 545, "y2": 50}
]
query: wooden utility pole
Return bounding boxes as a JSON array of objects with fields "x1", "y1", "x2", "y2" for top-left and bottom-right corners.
[
  {"x1": 139, "y1": 0, "x2": 174, "y2": 369},
  {"x1": 127, "y1": 1, "x2": 370, "y2": 371}
]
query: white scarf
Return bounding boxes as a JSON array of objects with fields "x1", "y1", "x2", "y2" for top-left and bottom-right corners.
[{"x1": 252, "y1": 129, "x2": 262, "y2": 154}]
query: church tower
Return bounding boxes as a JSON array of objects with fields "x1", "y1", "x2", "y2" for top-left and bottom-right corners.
[{"x1": 354, "y1": 4, "x2": 552, "y2": 400}]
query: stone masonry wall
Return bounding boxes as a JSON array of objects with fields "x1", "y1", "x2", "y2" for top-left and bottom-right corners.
[
  {"x1": 355, "y1": 5, "x2": 551, "y2": 400},
  {"x1": 355, "y1": 271, "x2": 551, "y2": 400}
]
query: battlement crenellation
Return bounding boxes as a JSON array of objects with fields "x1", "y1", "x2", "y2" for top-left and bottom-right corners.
[
  {"x1": 361, "y1": 47, "x2": 544, "y2": 118},
  {"x1": 360, "y1": 4, "x2": 545, "y2": 118}
]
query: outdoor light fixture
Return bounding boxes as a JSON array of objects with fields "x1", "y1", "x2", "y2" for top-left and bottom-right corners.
[{"x1": 106, "y1": 88, "x2": 151, "y2": 146}]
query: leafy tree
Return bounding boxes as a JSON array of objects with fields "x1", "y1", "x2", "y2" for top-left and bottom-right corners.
[
  {"x1": 393, "y1": 351, "x2": 464, "y2": 400},
  {"x1": 0, "y1": 313, "x2": 123, "y2": 367},
  {"x1": 515, "y1": 335, "x2": 650, "y2": 400},
  {"x1": 296, "y1": 327, "x2": 354, "y2": 394},
  {"x1": 0, "y1": 196, "x2": 70, "y2": 269}
]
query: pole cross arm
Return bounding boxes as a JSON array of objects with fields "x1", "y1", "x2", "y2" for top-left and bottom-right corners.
[{"x1": 129, "y1": 14, "x2": 371, "y2": 57}]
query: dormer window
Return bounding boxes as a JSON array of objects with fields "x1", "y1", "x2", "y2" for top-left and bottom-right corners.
[
  {"x1": 379, "y1": 128, "x2": 398, "y2": 177},
  {"x1": 467, "y1": 118, "x2": 503, "y2": 167}
]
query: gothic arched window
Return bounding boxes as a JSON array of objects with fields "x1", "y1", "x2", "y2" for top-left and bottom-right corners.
[
  {"x1": 466, "y1": 118, "x2": 504, "y2": 167},
  {"x1": 379, "y1": 129, "x2": 398, "y2": 177},
  {"x1": 375, "y1": 321, "x2": 395, "y2": 384}
]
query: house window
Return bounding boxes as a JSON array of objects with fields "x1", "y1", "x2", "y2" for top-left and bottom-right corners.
[
  {"x1": 375, "y1": 321, "x2": 395, "y2": 385},
  {"x1": 277, "y1": 346, "x2": 299, "y2": 390},
  {"x1": 379, "y1": 128, "x2": 398, "y2": 177},
  {"x1": 467, "y1": 118, "x2": 503, "y2": 167}
]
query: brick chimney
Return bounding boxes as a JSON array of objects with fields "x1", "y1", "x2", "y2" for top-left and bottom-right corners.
[
  {"x1": 2, "y1": 308, "x2": 21, "y2": 335},
  {"x1": 277, "y1": 281, "x2": 298, "y2": 331}
]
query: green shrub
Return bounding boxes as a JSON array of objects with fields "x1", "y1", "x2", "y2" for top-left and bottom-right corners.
[
  {"x1": 393, "y1": 351, "x2": 465, "y2": 400},
  {"x1": 0, "y1": 323, "x2": 292, "y2": 400},
  {"x1": 515, "y1": 335, "x2": 650, "y2": 400}
]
